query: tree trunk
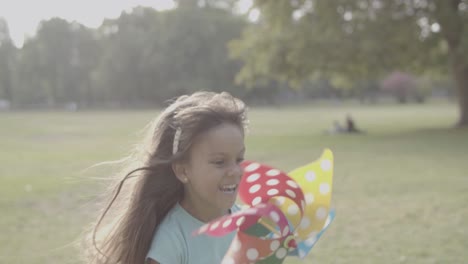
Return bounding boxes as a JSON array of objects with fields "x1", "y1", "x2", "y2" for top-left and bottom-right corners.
[
  {"x1": 435, "y1": 0, "x2": 467, "y2": 126},
  {"x1": 454, "y1": 62, "x2": 468, "y2": 127},
  {"x1": 1, "y1": 74, "x2": 12, "y2": 102}
]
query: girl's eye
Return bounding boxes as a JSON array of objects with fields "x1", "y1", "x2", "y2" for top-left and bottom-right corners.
[{"x1": 213, "y1": 160, "x2": 225, "y2": 166}]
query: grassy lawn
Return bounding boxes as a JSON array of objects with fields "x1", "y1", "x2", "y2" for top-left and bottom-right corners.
[{"x1": 1, "y1": 102, "x2": 467, "y2": 263}]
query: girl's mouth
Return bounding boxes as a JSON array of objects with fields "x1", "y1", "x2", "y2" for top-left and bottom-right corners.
[{"x1": 219, "y1": 184, "x2": 238, "y2": 194}]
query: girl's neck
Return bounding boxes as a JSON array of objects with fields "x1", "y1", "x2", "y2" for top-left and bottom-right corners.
[{"x1": 179, "y1": 198, "x2": 229, "y2": 223}]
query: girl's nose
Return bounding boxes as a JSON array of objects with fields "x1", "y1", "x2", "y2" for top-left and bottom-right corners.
[{"x1": 229, "y1": 163, "x2": 243, "y2": 178}]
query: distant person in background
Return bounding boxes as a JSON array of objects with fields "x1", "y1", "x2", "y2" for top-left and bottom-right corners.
[
  {"x1": 345, "y1": 114, "x2": 364, "y2": 134},
  {"x1": 326, "y1": 114, "x2": 364, "y2": 135},
  {"x1": 85, "y1": 92, "x2": 247, "y2": 264},
  {"x1": 327, "y1": 120, "x2": 346, "y2": 134}
]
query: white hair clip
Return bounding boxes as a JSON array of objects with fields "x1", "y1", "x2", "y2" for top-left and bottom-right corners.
[{"x1": 173, "y1": 127, "x2": 182, "y2": 155}]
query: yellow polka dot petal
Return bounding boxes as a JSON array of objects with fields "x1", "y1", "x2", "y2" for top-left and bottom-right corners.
[{"x1": 282, "y1": 149, "x2": 334, "y2": 241}]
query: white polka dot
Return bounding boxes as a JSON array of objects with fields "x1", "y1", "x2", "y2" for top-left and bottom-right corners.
[
  {"x1": 232, "y1": 239, "x2": 242, "y2": 252},
  {"x1": 285, "y1": 189, "x2": 296, "y2": 198},
  {"x1": 305, "y1": 236, "x2": 318, "y2": 247},
  {"x1": 249, "y1": 184, "x2": 261, "y2": 194},
  {"x1": 246, "y1": 173, "x2": 260, "y2": 183},
  {"x1": 308, "y1": 231, "x2": 318, "y2": 238},
  {"x1": 199, "y1": 224, "x2": 209, "y2": 233},
  {"x1": 266, "y1": 169, "x2": 280, "y2": 176},
  {"x1": 210, "y1": 221, "x2": 220, "y2": 230},
  {"x1": 282, "y1": 226, "x2": 289, "y2": 236},
  {"x1": 321, "y1": 159, "x2": 332, "y2": 171},
  {"x1": 236, "y1": 216, "x2": 245, "y2": 226},
  {"x1": 270, "y1": 240, "x2": 280, "y2": 251},
  {"x1": 244, "y1": 208, "x2": 258, "y2": 215},
  {"x1": 222, "y1": 218, "x2": 233, "y2": 228},
  {"x1": 275, "y1": 197, "x2": 286, "y2": 205},
  {"x1": 274, "y1": 197, "x2": 285, "y2": 205},
  {"x1": 276, "y1": 248, "x2": 287, "y2": 259},
  {"x1": 252, "y1": 196, "x2": 262, "y2": 205},
  {"x1": 245, "y1": 163, "x2": 260, "y2": 172},
  {"x1": 299, "y1": 217, "x2": 310, "y2": 229},
  {"x1": 246, "y1": 248, "x2": 259, "y2": 260},
  {"x1": 305, "y1": 171, "x2": 316, "y2": 182},
  {"x1": 266, "y1": 179, "x2": 279, "y2": 186},
  {"x1": 305, "y1": 193, "x2": 314, "y2": 204},
  {"x1": 315, "y1": 207, "x2": 328, "y2": 220},
  {"x1": 270, "y1": 211, "x2": 280, "y2": 222},
  {"x1": 287, "y1": 204, "x2": 299, "y2": 215},
  {"x1": 319, "y1": 183, "x2": 330, "y2": 194},
  {"x1": 286, "y1": 180, "x2": 299, "y2": 189},
  {"x1": 267, "y1": 189, "x2": 279, "y2": 196},
  {"x1": 222, "y1": 257, "x2": 235, "y2": 264}
]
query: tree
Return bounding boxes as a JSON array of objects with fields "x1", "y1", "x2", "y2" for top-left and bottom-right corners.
[
  {"x1": 381, "y1": 71, "x2": 418, "y2": 103},
  {"x1": 70, "y1": 24, "x2": 102, "y2": 107},
  {"x1": 231, "y1": 0, "x2": 468, "y2": 126},
  {"x1": 95, "y1": 5, "x2": 245, "y2": 105},
  {"x1": 2, "y1": 4, "x2": 246, "y2": 108},
  {"x1": 0, "y1": 18, "x2": 16, "y2": 103},
  {"x1": 15, "y1": 19, "x2": 101, "y2": 107}
]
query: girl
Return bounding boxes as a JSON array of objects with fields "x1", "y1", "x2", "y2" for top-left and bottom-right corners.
[{"x1": 86, "y1": 91, "x2": 248, "y2": 264}]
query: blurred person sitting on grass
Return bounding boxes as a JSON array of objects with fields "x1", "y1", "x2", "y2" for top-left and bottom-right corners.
[
  {"x1": 326, "y1": 114, "x2": 364, "y2": 135},
  {"x1": 345, "y1": 114, "x2": 364, "y2": 134}
]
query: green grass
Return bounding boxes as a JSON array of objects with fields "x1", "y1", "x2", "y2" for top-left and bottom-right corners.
[{"x1": 1, "y1": 102, "x2": 467, "y2": 263}]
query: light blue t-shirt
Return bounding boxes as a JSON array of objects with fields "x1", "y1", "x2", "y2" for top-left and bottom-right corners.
[{"x1": 146, "y1": 203, "x2": 239, "y2": 264}]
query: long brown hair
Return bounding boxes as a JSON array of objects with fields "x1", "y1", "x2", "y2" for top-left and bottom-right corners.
[{"x1": 85, "y1": 91, "x2": 247, "y2": 264}]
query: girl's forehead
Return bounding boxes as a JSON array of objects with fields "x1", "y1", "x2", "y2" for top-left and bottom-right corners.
[{"x1": 192, "y1": 123, "x2": 245, "y2": 154}]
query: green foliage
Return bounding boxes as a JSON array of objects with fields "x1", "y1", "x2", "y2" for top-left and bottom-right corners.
[
  {"x1": 1, "y1": 5, "x2": 246, "y2": 107},
  {"x1": 230, "y1": 0, "x2": 468, "y2": 124},
  {"x1": 233, "y1": 0, "x2": 461, "y2": 83},
  {"x1": 13, "y1": 18, "x2": 101, "y2": 106},
  {"x1": 0, "y1": 18, "x2": 16, "y2": 101}
]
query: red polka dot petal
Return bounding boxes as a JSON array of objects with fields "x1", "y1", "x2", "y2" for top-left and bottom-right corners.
[{"x1": 240, "y1": 161, "x2": 305, "y2": 215}]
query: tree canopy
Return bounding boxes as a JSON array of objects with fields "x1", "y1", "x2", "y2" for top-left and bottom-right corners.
[{"x1": 230, "y1": 0, "x2": 468, "y2": 126}]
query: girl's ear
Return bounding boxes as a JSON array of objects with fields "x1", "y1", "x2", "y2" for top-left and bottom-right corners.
[{"x1": 172, "y1": 162, "x2": 189, "y2": 183}]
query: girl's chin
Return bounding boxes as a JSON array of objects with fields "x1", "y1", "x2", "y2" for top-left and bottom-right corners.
[{"x1": 218, "y1": 198, "x2": 236, "y2": 211}]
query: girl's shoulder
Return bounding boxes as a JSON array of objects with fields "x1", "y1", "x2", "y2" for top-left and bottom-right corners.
[
  {"x1": 148, "y1": 203, "x2": 242, "y2": 264},
  {"x1": 146, "y1": 205, "x2": 187, "y2": 263}
]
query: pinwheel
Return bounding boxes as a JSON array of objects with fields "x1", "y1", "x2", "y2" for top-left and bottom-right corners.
[{"x1": 194, "y1": 149, "x2": 335, "y2": 264}]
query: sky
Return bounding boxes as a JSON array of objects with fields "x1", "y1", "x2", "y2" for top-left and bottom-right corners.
[{"x1": 0, "y1": 0, "x2": 253, "y2": 47}]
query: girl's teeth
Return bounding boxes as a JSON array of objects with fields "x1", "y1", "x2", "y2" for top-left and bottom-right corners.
[{"x1": 220, "y1": 184, "x2": 237, "y2": 193}]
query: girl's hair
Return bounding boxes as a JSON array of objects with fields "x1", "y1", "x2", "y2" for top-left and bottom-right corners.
[{"x1": 85, "y1": 91, "x2": 247, "y2": 264}]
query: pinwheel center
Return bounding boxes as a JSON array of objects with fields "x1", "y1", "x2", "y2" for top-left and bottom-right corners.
[{"x1": 283, "y1": 235, "x2": 297, "y2": 249}]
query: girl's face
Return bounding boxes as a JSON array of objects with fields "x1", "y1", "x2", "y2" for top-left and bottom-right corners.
[{"x1": 177, "y1": 122, "x2": 245, "y2": 222}]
